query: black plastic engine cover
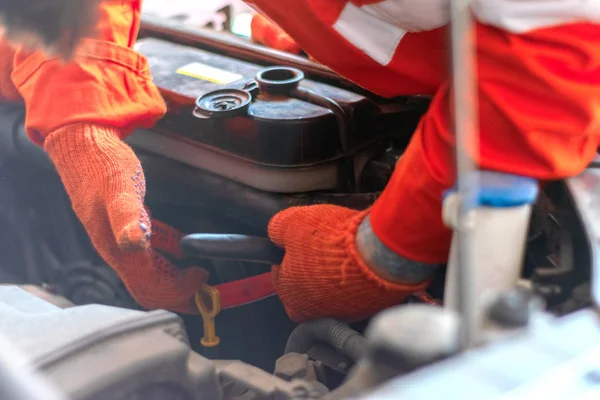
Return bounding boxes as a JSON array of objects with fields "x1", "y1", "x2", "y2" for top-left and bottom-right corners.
[{"x1": 135, "y1": 38, "x2": 413, "y2": 167}]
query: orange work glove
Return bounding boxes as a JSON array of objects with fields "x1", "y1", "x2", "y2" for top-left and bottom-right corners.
[
  {"x1": 151, "y1": 218, "x2": 186, "y2": 260},
  {"x1": 268, "y1": 205, "x2": 430, "y2": 323},
  {"x1": 45, "y1": 124, "x2": 208, "y2": 313},
  {"x1": 3, "y1": 2, "x2": 210, "y2": 313},
  {"x1": 250, "y1": 13, "x2": 302, "y2": 54}
]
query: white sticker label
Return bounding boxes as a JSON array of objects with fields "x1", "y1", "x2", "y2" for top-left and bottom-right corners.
[{"x1": 176, "y1": 62, "x2": 244, "y2": 84}]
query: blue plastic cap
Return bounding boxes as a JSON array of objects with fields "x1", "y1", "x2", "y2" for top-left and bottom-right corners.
[{"x1": 443, "y1": 171, "x2": 539, "y2": 208}]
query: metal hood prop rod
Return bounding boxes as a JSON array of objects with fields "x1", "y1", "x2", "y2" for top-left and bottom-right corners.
[{"x1": 449, "y1": 0, "x2": 480, "y2": 350}]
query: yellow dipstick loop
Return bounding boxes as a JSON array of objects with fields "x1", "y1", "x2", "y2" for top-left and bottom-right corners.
[{"x1": 195, "y1": 285, "x2": 221, "y2": 347}]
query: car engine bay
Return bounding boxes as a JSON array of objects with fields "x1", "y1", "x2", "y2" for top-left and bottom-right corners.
[{"x1": 0, "y1": 16, "x2": 598, "y2": 400}]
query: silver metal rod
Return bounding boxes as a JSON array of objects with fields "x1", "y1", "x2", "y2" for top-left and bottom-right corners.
[{"x1": 449, "y1": 0, "x2": 480, "y2": 349}]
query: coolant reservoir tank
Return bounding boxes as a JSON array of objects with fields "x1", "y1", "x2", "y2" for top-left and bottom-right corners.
[{"x1": 128, "y1": 38, "x2": 421, "y2": 193}]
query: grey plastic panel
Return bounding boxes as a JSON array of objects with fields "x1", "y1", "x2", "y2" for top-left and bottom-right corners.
[
  {"x1": 0, "y1": 286, "x2": 147, "y2": 364},
  {"x1": 0, "y1": 286, "x2": 222, "y2": 400},
  {"x1": 355, "y1": 310, "x2": 600, "y2": 400}
]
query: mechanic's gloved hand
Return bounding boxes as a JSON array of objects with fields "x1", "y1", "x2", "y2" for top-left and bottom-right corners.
[
  {"x1": 151, "y1": 219, "x2": 186, "y2": 260},
  {"x1": 269, "y1": 205, "x2": 429, "y2": 323},
  {"x1": 251, "y1": 13, "x2": 301, "y2": 54},
  {"x1": 45, "y1": 123, "x2": 208, "y2": 313}
]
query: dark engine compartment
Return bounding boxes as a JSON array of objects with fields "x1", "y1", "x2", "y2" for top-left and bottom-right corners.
[{"x1": 0, "y1": 19, "x2": 594, "y2": 382}]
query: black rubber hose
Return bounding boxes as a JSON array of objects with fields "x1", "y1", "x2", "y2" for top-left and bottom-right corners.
[
  {"x1": 180, "y1": 234, "x2": 284, "y2": 264},
  {"x1": 291, "y1": 87, "x2": 356, "y2": 193},
  {"x1": 285, "y1": 318, "x2": 366, "y2": 363}
]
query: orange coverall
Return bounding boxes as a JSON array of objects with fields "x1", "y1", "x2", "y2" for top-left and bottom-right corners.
[
  {"x1": 0, "y1": 1, "x2": 599, "y2": 321},
  {"x1": 251, "y1": 0, "x2": 600, "y2": 321},
  {"x1": 0, "y1": 1, "x2": 207, "y2": 314}
]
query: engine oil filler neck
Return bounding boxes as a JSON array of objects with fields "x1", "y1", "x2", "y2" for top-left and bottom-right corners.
[{"x1": 255, "y1": 66, "x2": 304, "y2": 95}]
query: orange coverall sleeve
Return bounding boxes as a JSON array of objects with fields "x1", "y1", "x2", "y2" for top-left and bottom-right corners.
[
  {"x1": 6, "y1": 0, "x2": 166, "y2": 145},
  {"x1": 247, "y1": 0, "x2": 448, "y2": 96},
  {"x1": 372, "y1": 22, "x2": 600, "y2": 264},
  {"x1": 249, "y1": 0, "x2": 600, "y2": 264}
]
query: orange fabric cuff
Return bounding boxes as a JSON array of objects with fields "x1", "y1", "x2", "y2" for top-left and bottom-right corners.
[
  {"x1": 0, "y1": 41, "x2": 20, "y2": 102},
  {"x1": 10, "y1": 0, "x2": 166, "y2": 145}
]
